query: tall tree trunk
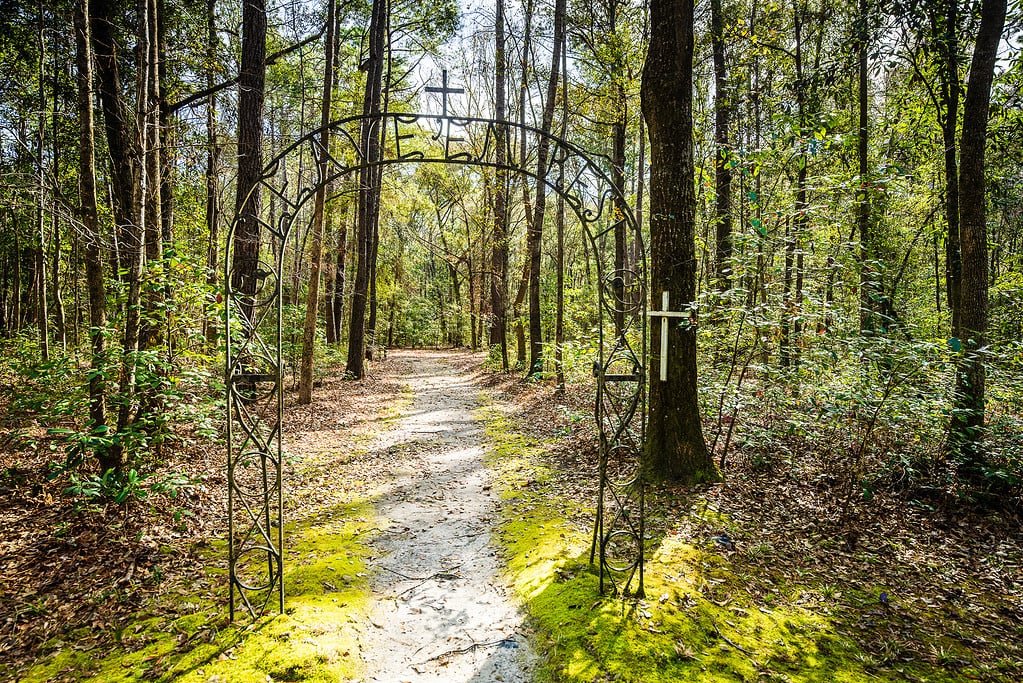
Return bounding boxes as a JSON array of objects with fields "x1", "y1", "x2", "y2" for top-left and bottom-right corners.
[
  {"x1": 386, "y1": 291, "x2": 397, "y2": 346},
  {"x1": 331, "y1": 204, "x2": 348, "y2": 344},
  {"x1": 611, "y1": 100, "x2": 627, "y2": 336},
  {"x1": 51, "y1": 207, "x2": 66, "y2": 352},
  {"x1": 609, "y1": 0, "x2": 627, "y2": 338},
  {"x1": 489, "y1": 0, "x2": 510, "y2": 370},
  {"x1": 91, "y1": 0, "x2": 140, "y2": 283},
  {"x1": 781, "y1": 1, "x2": 806, "y2": 372},
  {"x1": 366, "y1": 165, "x2": 382, "y2": 359},
  {"x1": 749, "y1": 14, "x2": 767, "y2": 316},
  {"x1": 141, "y1": 0, "x2": 166, "y2": 421},
  {"x1": 555, "y1": 39, "x2": 568, "y2": 391},
  {"x1": 857, "y1": 0, "x2": 872, "y2": 335},
  {"x1": 951, "y1": 0, "x2": 1005, "y2": 468},
  {"x1": 781, "y1": 217, "x2": 794, "y2": 367},
  {"x1": 641, "y1": 0, "x2": 718, "y2": 484},
  {"x1": 513, "y1": 272, "x2": 527, "y2": 365},
  {"x1": 299, "y1": 0, "x2": 337, "y2": 404},
  {"x1": 524, "y1": 0, "x2": 565, "y2": 376},
  {"x1": 230, "y1": 0, "x2": 267, "y2": 327},
  {"x1": 113, "y1": 0, "x2": 150, "y2": 443},
  {"x1": 938, "y1": 0, "x2": 962, "y2": 337},
  {"x1": 48, "y1": 69, "x2": 67, "y2": 351},
  {"x1": 366, "y1": 13, "x2": 392, "y2": 361},
  {"x1": 711, "y1": 0, "x2": 733, "y2": 291},
  {"x1": 75, "y1": 0, "x2": 112, "y2": 468},
  {"x1": 463, "y1": 209, "x2": 479, "y2": 351},
  {"x1": 204, "y1": 0, "x2": 221, "y2": 346},
  {"x1": 36, "y1": 0, "x2": 50, "y2": 361},
  {"x1": 346, "y1": 0, "x2": 386, "y2": 377},
  {"x1": 157, "y1": 0, "x2": 173, "y2": 251},
  {"x1": 512, "y1": 0, "x2": 534, "y2": 368},
  {"x1": 13, "y1": 227, "x2": 22, "y2": 332},
  {"x1": 325, "y1": 212, "x2": 337, "y2": 345}
]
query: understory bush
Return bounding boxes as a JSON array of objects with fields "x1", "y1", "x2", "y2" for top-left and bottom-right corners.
[
  {"x1": 1, "y1": 334, "x2": 219, "y2": 504},
  {"x1": 700, "y1": 314, "x2": 1022, "y2": 504}
]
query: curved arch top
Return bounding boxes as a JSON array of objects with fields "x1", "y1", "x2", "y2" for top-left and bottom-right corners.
[{"x1": 230, "y1": 112, "x2": 640, "y2": 254}]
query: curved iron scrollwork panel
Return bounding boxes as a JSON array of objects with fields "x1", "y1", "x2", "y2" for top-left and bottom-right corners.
[
  {"x1": 224, "y1": 109, "x2": 647, "y2": 618},
  {"x1": 225, "y1": 222, "x2": 286, "y2": 620},
  {"x1": 587, "y1": 248, "x2": 647, "y2": 597}
]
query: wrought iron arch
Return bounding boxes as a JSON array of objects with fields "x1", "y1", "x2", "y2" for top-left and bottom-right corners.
[{"x1": 224, "y1": 111, "x2": 648, "y2": 619}]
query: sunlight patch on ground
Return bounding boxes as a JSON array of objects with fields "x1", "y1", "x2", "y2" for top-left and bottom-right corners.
[
  {"x1": 18, "y1": 501, "x2": 377, "y2": 683},
  {"x1": 478, "y1": 389, "x2": 979, "y2": 683}
]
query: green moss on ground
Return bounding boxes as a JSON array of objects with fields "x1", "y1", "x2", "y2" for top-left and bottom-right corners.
[
  {"x1": 14, "y1": 364, "x2": 416, "y2": 683},
  {"x1": 480, "y1": 397, "x2": 990, "y2": 683},
  {"x1": 18, "y1": 502, "x2": 376, "y2": 683}
]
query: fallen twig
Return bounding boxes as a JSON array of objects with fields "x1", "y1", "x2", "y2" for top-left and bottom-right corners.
[
  {"x1": 376, "y1": 563, "x2": 463, "y2": 583},
  {"x1": 709, "y1": 615, "x2": 759, "y2": 666},
  {"x1": 424, "y1": 636, "x2": 518, "y2": 662}
]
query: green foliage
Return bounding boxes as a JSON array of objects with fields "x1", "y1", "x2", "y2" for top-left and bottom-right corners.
[
  {"x1": 700, "y1": 295, "x2": 1023, "y2": 503},
  {"x1": 0, "y1": 325, "x2": 222, "y2": 503},
  {"x1": 63, "y1": 468, "x2": 194, "y2": 505},
  {"x1": 1, "y1": 334, "x2": 88, "y2": 422}
]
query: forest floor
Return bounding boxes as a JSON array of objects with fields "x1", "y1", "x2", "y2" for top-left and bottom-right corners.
[{"x1": 0, "y1": 348, "x2": 1021, "y2": 682}]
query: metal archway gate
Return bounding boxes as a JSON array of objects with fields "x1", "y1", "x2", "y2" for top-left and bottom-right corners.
[{"x1": 224, "y1": 109, "x2": 648, "y2": 619}]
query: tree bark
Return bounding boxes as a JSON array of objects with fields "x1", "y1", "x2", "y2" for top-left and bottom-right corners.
[
  {"x1": 299, "y1": 0, "x2": 337, "y2": 403},
  {"x1": 611, "y1": 99, "x2": 627, "y2": 336},
  {"x1": 641, "y1": 0, "x2": 718, "y2": 483},
  {"x1": 524, "y1": 0, "x2": 565, "y2": 377},
  {"x1": 780, "y1": 2, "x2": 806, "y2": 372},
  {"x1": 324, "y1": 206, "x2": 337, "y2": 345},
  {"x1": 555, "y1": 36, "x2": 568, "y2": 391},
  {"x1": 157, "y1": 0, "x2": 174, "y2": 251},
  {"x1": 75, "y1": 0, "x2": 112, "y2": 468},
  {"x1": 857, "y1": 0, "x2": 872, "y2": 335},
  {"x1": 13, "y1": 225, "x2": 22, "y2": 331},
  {"x1": 331, "y1": 205, "x2": 349, "y2": 344},
  {"x1": 112, "y1": 0, "x2": 150, "y2": 443},
  {"x1": 366, "y1": 14, "x2": 392, "y2": 361},
  {"x1": 346, "y1": 0, "x2": 386, "y2": 378},
  {"x1": 511, "y1": 0, "x2": 535, "y2": 368},
  {"x1": 607, "y1": 0, "x2": 628, "y2": 338},
  {"x1": 36, "y1": 0, "x2": 50, "y2": 361},
  {"x1": 711, "y1": 0, "x2": 733, "y2": 291},
  {"x1": 91, "y1": 0, "x2": 140, "y2": 283},
  {"x1": 937, "y1": 0, "x2": 961, "y2": 337},
  {"x1": 51, "y1": 203, "x2": 67, "y2": 352},
  {"x1": 230, "y1": 0, "x2": 267, "y2": 327},
  {"x1": 489, "y1": 0, "x2": 510, "y2": 370},
  {"x1": 951, "y1": 0, "x2": 1006, "y2": 467},
  {"x1": 140, "y1": 0, "x2": 166, "y2": 420},
  {"x1": 204, "y1": 0, "x2": 221, "y2": 346}
]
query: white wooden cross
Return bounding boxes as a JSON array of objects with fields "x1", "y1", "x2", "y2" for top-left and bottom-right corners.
[{"x1": 647, "y1": 291, "x2": 689, "y2": 382}]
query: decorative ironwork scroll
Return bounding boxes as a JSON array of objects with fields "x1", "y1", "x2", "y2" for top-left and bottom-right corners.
[
  {"x1": 224, "y1": 213, "x2": 288, "y2": 620},
  {"x1": 224, "y1": 106, "x2": 647, "y2": 618},
  {"x1": 586, "y1": 223, "x2": 647, "y2": 597}
]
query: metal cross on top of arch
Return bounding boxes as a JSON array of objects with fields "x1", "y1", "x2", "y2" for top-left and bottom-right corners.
[{"x1": 224, "y1": 75, "x2": 648, "y2": 619}]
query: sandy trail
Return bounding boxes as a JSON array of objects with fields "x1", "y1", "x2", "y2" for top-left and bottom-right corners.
[{"x1": 358, "y1": 350, "x2": 536, "y2": 682}]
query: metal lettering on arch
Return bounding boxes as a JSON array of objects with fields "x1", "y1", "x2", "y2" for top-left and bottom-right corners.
[{"x1": 224, "y1": 109, "x2": 648, "y2": 618}]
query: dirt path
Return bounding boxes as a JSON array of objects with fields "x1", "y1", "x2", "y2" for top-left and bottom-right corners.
[{"x1": 358, "y1": 350, "x2": 536, "y2": 682}]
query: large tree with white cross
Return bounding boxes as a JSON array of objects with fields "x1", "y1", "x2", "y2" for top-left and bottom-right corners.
[{"x1": 641, "y1": 0, "x2": 720, "y2": 484}]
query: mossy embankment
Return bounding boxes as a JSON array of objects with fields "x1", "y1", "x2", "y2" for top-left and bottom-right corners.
[
  {"x1": 12, "y1": 364, "x2": 417, "y2": 683},
  {"x1": 17, "y1": 498, "x2": 378, "y2": 683},
  {"x1": 480, "y1": 390, "x2": 1020, "y2": 683}
]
